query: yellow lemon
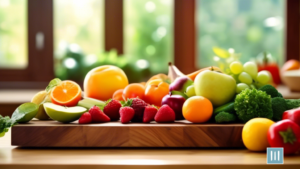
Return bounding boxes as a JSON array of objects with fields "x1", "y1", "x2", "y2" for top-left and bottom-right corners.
[{"x1": 242, "y1": 118, "x2": 274, "y2": 151}]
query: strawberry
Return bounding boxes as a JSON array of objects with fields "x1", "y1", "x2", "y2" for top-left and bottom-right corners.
[
  {"x1": 122, "y1": 98, "x2": 148, "y2": 122},
  {"x1": 103, "y1": 99, "x2": 122, "y2": 121},
  {"x1": 143, "y1": 105, "x2": 158, "y2": 123},
  {"x1": 155, "y1": 105, "x2": 175, "y2": 123},
  {"x1": 79, "y1": 112, "x2": 92, "y2": 124},
  {"x1": 89, "y1": 105, "x2": 110, "y2": 122},
  {"x1": 119, "y1": 107, "x2": 135, "y2": 123}
]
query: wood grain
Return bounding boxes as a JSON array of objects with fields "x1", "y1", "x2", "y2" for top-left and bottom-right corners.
[
  {"x1": 11, "y1": 120, "x2": 244, "y2": 148},
  {"x1": 2, "y1": 130, "x2": 300, "y2": 169}
]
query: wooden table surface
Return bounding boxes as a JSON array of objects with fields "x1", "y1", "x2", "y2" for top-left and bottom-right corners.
[{"x1": 1, "y1": 130, "x2": 300, "y2": 169}]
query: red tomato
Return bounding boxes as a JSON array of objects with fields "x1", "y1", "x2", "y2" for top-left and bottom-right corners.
[
  {"x1": 282, "y1": 108, "x2": 300, "y2": 127},
  {"x1": 267, "y1": 119, "x2": 300, "y2": 155},
  {"x1": 258, "y1": 63, "x2": 281, "y2": 85}
]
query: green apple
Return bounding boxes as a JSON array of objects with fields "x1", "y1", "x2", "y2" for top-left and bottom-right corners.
[
  {"x1": 194, "y1": 70, "x2": 236, "y2": 106},
  {"x1": 44, "y1": 103, "x2": 87, "y2": 123}
]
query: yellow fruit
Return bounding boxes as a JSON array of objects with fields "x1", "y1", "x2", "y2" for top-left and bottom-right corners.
[
  {"x1": 84, "y1": 65, "x2": 129, "y2": 101},
  {"x1": 31, "y1": 91, "x2": 51, "y2": 120},
  {"x1": 242, "y1": 118, "x2": 274, "y2": 151}
]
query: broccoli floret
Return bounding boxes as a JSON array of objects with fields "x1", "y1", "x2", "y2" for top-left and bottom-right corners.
[
  {"x1": 215, "y1": 112, "x2": 237, "y2": 123},
  {"x1": 285, "y1": 99, "x2": 300, "y2": 110},
  {"x1": 271, "y1": 97, "x2": 287, "y2": 121},
  {"x1": 277, "y1": 92, "x2": 283, "y2": 98},
  {"x1": 258, "y1": 84, "x2": 279, "y2": 98},
  {"x1": 234, "y1": 89, "x2": 273, "y2": 123}
]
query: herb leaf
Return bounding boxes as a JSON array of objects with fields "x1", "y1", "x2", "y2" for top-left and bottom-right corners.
[{"x1": 45, "y1": 78, "x2": 61, "y2": 93}]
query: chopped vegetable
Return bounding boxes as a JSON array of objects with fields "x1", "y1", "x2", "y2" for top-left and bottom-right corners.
[
  {"x1": 234, "y1": 89, "x2": 273, "y2": 123},
  {"x1": 215, "y1": 111, "x2": 237, "y2": 123}
]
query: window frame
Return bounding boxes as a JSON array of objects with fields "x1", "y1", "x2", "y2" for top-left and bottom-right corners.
[{"x1": 0, "y1": 0, "x2": 298, "y2": 88}]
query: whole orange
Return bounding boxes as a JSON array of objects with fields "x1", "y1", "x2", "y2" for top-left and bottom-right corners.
[
  {"x1": 144, "y1": 79, "x2": 169, "y2": 107},
  {"x1": 282, "y1": 59, "x2": 300, "y2": 71},
  {"x1": 182, "y1": 96, "x2": 213, "y2": 123},
  {"x1": 84, "y1": 65, "x2": 128, "y2": 101},
  {"x1": 123, "y1": 83, "x2": 145, "y2": 100},
  {"x1": 112, "y1": 89, "x2": 124, "y2": 101}
]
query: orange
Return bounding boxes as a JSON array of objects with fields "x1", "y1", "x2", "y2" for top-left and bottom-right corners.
[
  {"x1": 123, "y1": 83, "x2": 145, "y2": 100},
  {"x1": 282, "y1": 59, "x2": 300, "y2": 71},
  {"x1": 182, "y1": 96, "x2": 213, "y2": 123},
  {"x1": 51, "y1": 80, "x2": 82, "y2": 107},
  {"x1": 144, "y1": 79, "x2": 169, "y2": 107},
  {"x1": 113, "y1": 89, "x2": 124, "y2": 101},
  {"x1": 84, "y1": 65, "x2": 128, "y2": 101}
]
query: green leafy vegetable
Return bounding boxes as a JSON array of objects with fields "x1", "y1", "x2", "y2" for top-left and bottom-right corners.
[
  {"x1": 0, "y1": 102, "x2": 39, "y2": 137},
  {"x1": 234, "y1": 89, "x2": 273, "y2": 123},
  {"x1": 45, "y1": 78, "x2": 61, "y2": 93}
]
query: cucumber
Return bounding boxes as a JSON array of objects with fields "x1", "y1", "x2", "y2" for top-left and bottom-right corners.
[{"x1": 213, "y1": 102, "x2": 235, "y2": 116}]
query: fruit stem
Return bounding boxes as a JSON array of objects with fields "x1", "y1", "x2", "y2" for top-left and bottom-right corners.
[
  {"x1": 168, "y1": 62, "x2": 172, "y2": 66},
  {"x1": 211, "y1": 66, "x2": 214, "y2": 71},
  {"x1": 279, "y1": 127, "x2": 297, "y2": 144}
]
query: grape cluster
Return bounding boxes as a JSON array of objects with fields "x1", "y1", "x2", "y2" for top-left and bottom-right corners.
[{"x1": 229, "y1": 61, "x2": 271, "y2": 94}]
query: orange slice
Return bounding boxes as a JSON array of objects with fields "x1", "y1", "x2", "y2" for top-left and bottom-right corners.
[{"x1": 51, "y1": 80, "x2": 82, "y2": 107}]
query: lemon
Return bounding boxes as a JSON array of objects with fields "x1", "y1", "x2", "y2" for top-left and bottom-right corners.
[
  {"x1": 242, "y1": 118, "x2": 274, "y2": 151},
  {"x1": 31, "y1": 91, "x2": 51, "y2": 120}
]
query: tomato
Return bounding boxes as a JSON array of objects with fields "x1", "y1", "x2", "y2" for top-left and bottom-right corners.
[
  {"x1": 267, "y1": 119, "x2": 300, "y2": 155},
  {"x1": 282, "y1": 108, "x2": 300, "y2": 127},
  {"x1": 122, "y1": 83, "x2": 145, "y2": 100},
  {"x1": 144, "y1": 79, "x2": 169, "y2": 107}
]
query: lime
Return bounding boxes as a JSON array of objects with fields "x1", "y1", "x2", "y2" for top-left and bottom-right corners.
[{"x1": 12, "y1": 103, "x2": 39, "y2": 123}]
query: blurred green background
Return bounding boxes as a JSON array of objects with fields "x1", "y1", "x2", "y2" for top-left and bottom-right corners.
[{"x1": 0, "y1": 0, "x2": 284, "y2": 83}]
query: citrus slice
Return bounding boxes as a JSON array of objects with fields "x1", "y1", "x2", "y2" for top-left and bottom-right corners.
[{"x1": 51, "y1": 80, "x2": 82, "y2": 107}]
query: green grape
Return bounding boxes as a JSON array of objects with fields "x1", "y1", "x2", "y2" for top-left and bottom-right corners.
[
  {"x1": 256, "y1": 70, "x2": 270, "y2": 84},
  {"x1": 243, "y1": 62, "x2": 258, "y2": 79},
  {"x1": 236, "y1": 83, "x2": 250, "y2": 94},
  {"x1": 238, "y1": 72, "x2": 252, "y2": 85},
  {"x1": 186, "y1": 85, "x2": 196, "y2": 97},
  {"x1": 230, "y1": 61, "x2": 243, "y2": 74}
]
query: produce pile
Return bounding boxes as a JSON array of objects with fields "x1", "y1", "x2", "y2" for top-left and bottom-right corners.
[{"x1": 0, "y1": 60, "x2": 300, "y2": 155}]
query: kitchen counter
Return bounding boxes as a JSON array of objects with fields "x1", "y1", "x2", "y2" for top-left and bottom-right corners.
[
  {"x1": 0, "y1": 130, "x2": 300, "y2": 169},
  {"x1": 1, "y1": 86, "x2": 300, "y2": 168}
]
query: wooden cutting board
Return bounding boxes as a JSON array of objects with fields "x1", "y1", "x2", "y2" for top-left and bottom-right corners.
[{"x1": 11, "y1": 120, "x2": 244, "y2": 148}]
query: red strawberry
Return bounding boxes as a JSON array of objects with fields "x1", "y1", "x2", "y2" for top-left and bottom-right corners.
[
  {"x1": 143, "y1": 105, "x2": 158, "y2": 123},
  {"x1": 155, "y1": 105, "x2": 175, "y2": 123},
  {"x1": 89, "y1": 105, "x2": 110, "y2": 122},
  {"x1": 103, "y1": 99, "x2": 122, "y2": 121},
  {"x1": 79, "y1": 112, "x2": 92, "y2": 124},
  {"x1": 119, "y1": 107, "x2": 135, "y2": 123},
  {"x1": 130, "y1": 98, "x2": 148, "y2": 122}
]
